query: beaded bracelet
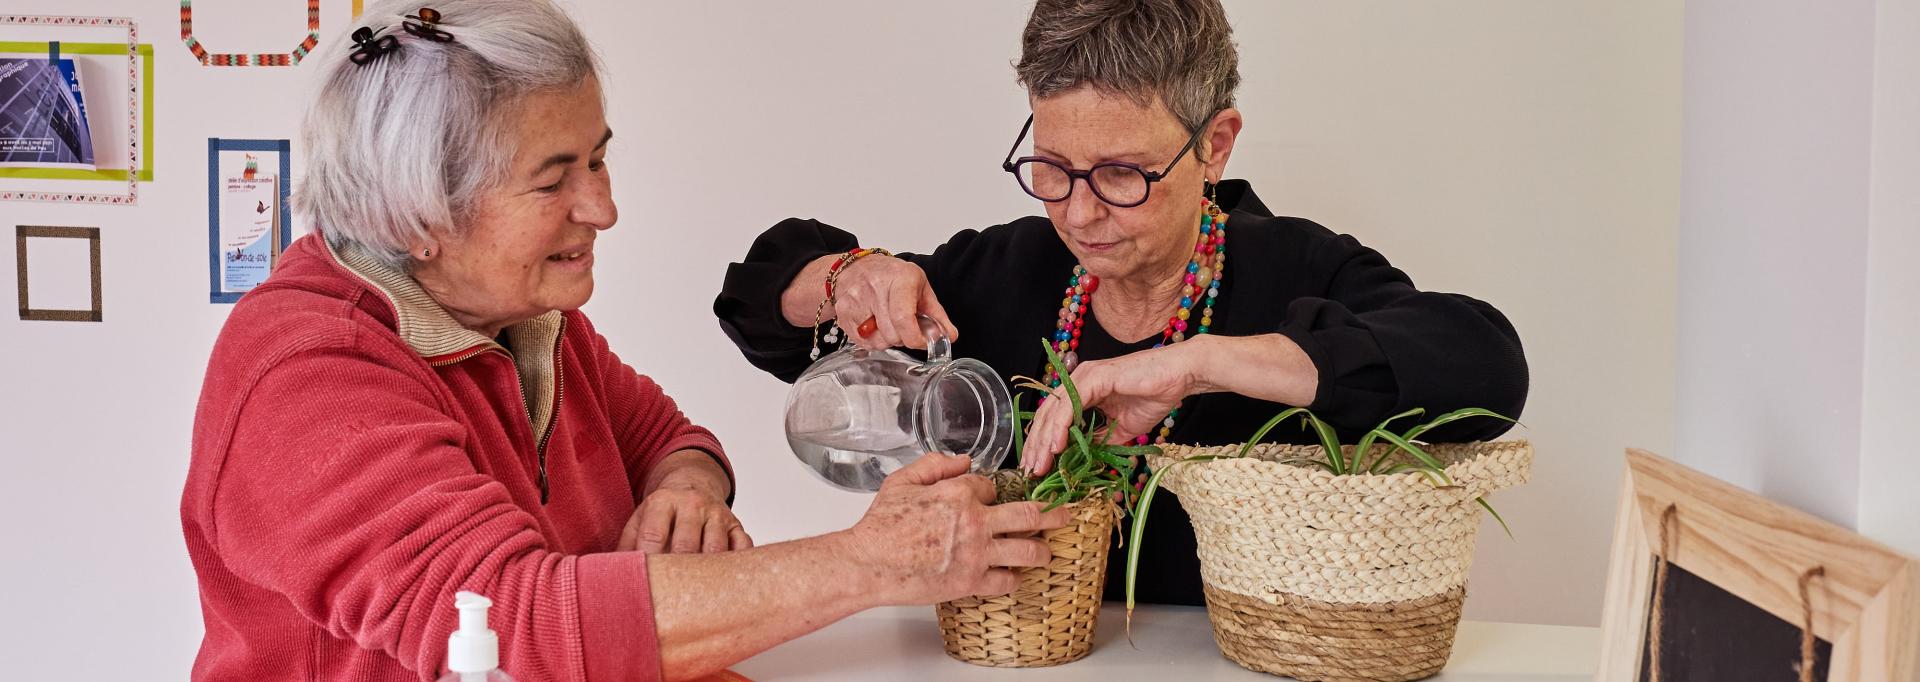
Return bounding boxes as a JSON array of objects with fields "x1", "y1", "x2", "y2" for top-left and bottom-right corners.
[{"x1": 809, "y1": 247, "x2": 893, "y2": 360}]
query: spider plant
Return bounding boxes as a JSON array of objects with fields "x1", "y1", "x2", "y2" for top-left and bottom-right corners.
[
  {"x1": 1010, "y1": 339, "x2": 1158, "y2": 511},
  {"x1": 1120, "y1": 405, "x2": 1519, "y2": 634}
]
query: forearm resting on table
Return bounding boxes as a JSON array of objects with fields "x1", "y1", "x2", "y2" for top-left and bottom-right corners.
[
  {"x1": 1189, "y1": 333, "x2": 1319, "y2": 408},
  {"x1": 648, "y1": 532, "x2": 873, "y2": 680},
  {"x1": 779, "y1": 254, "x2": 842, "y2": 328}
]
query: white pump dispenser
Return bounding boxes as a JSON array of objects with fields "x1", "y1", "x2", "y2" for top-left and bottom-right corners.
[{"x1": 437, "y1": 591, "x2": 517, "y2": 682}]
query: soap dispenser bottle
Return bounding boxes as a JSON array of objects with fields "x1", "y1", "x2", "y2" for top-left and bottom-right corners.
[{"x1": 436, "y1": 591, "x2": 516, "y2": 682}]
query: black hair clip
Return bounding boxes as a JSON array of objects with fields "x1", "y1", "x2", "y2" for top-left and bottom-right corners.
[
  {"x1": 403, "y1": 7, "x2": 456, "y2": 43},
  {"x1": 348, "y1": 26, "x2": 400, "y2": 65}
]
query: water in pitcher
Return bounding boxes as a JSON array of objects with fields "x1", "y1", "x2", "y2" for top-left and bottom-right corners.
[
  {"x1": 786, "y1": 382, "x2": 928, "y2": 491},
  {"x1": 783, "y1": 326, "x2": 1012, "y2": 492}
]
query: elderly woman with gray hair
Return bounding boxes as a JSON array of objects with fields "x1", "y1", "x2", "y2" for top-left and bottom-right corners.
[
  {"x1": 717, "y1": 0, "x2": 1530, "y2": 607},
  {"x1": 181, "y1": 1, "x2": 1068, "y2": 680}
]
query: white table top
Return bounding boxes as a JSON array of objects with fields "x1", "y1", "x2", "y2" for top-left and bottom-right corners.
[{"x1": 734, "y1": 603, "x2": 1599, "y2": 681}]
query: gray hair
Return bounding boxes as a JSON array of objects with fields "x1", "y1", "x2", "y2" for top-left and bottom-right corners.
[
  {"x1": 299, "y1": 0, "x2": 601, "y2": 269},
  {"x1": 1016, "y1": 0, "x2": 1240, "y2": 137}
]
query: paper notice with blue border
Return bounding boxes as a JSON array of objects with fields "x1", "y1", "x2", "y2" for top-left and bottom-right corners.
[{"x1": 208, "y1": 138, "x2": 291, "y2": 303}]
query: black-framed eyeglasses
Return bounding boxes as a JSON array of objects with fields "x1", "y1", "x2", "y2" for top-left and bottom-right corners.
[{"x1": 1000, "y1": 113, "x2": 1210, "y2": 208}]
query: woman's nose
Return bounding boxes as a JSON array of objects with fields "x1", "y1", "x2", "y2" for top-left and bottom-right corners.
[
  {"x1": 1060, "y1": 179, "x2": 1107, "y2": 230},
  {"x1": 573, "y1": 182, "x2": 617, "y2": 231}
]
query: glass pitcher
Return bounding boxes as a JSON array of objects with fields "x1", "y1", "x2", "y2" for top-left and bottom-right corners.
[{"x1": 784, "y1": 315, "x2": 1013, "y2": 492}]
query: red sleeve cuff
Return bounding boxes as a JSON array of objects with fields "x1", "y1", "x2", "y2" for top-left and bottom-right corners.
[{"x1": 576, "y1": 552, "x2": 663, "y2": 682}]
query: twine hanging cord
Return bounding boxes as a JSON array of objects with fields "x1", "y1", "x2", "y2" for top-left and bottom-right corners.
[
  {"x1": 1796, "y1": 566, "x2": 1824, "y2": 682},
  {"x1": 1644, "y1": 504, "x2": 1826, "y2": 682}
]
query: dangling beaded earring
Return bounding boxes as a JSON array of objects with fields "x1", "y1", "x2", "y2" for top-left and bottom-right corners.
[{"x1": 1203, "y1": 179, "x2": 1218, "y2": 205}]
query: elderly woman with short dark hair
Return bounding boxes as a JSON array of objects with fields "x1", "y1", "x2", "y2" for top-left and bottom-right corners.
[
  {"x1": 182, "y1": 1, "x2": 1068, "y2": 679},
  {"x1": 716, "y1": 0, "x2": 1530, "y2": 607}
]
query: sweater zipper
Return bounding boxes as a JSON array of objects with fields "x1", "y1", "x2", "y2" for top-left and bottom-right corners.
[
  {"x1": 536, "y1": 326, "x2": 566, "y2": 504},
  {"x1": 430, "y1": 346, "x2": 497, "y2": 368},
  {"x1": 429, "y1": 338, "x2": 561, "y2": 504}
]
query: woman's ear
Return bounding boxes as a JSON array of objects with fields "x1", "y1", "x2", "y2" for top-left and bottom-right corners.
[
  {"x1": 406, "y1": 227, "x2": 444, "y2": 262},
  {"x1": 1201, "y1": 107, "x2": 1244, "y2": 181}
]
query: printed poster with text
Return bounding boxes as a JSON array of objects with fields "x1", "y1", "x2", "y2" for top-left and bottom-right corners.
[{"x1": 214, "y1": 151, "x2": 279, "y2": 300}]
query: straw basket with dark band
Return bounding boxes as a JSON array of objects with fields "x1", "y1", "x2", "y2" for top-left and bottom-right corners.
[
  {"x1": 934, "y1": 471, "x2": 1116, "y2": 667},
  {"x1": 1151, "y1": 440, "x2": 1531, "y2": 682}
]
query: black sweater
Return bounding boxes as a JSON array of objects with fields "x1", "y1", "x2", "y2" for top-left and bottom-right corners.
[{"x1": 713, "y1": 179, "x2": 1529, "y2": 606}]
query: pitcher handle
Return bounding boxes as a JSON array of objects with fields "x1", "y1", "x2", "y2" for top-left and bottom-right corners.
[{"x1": 917, "y1": 314, "x2": 952, "y2": 363}]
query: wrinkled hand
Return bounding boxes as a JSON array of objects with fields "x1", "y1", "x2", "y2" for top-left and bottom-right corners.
[
  {"x1": 619, "y1": 485, "x2": 751, "y2": 555},
  {"x1": 842, "y1": 453, "x2": 1070, "y2": 605},
  {"x1": 831, "y1": 255, "x2": 959, "y2": 351},
  {"x1": 1022, "y1": 345, "x2": 1199, "y2": 476}
]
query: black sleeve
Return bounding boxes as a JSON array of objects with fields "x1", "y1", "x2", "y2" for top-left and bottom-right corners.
[
  {"x1": 1273, "y1": 233, "x2": 1529, "y2": 441},
  {"x1": 713, "y1": 218, "x2": 859, "y2": 383}
]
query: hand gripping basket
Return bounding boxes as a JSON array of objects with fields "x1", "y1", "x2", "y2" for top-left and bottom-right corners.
[{"x1": 934, "y1": 471, "x2": 1115, "y2": 667}]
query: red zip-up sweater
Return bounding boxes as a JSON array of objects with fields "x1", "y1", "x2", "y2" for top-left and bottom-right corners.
[{"x1": 182, "y1": 234, "x2": 731, "y2": 681}]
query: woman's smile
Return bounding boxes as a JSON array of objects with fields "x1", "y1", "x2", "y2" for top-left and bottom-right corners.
[{"x1": 545, "y1": 243, "x2": 594, "y2": 272}]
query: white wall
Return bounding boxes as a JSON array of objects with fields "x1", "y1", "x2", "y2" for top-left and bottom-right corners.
[
  {"x1": 1860, "y1": 0, "x2": 1920, "y2": 555},
  {"x1": 1675, "y1": 0, "x2": 1876, "y2": 529},
  {"x1": 0, "y1": 1, "x2": 1683, "y2": 676},
  {"x1": 1677, "y1": 0, "x2": 1920, "y2": 552}
]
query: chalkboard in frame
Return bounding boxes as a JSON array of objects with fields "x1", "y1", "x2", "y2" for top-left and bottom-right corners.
[{"x1": 1597, "y1": 449, "x2": 1920, "y2": 681}]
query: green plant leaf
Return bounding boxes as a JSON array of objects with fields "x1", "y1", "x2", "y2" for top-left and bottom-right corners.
[
  {"x1": 1089, "y1": 448, "x2": 1135, "y2": 471},
  {"x1": 1362, "y1": 428, "x2": 1398, "y2": 474},
  {"x1": 1304, "y1": 413, "x2": 1347, "y2": 474},
  {"x1": 1125, "y1": 453, "x2": 1225, "y2": 642},
  {"x1": 1401, "y1": 407, "x2": 1517, "y2": 443},
  {"x1": 1028, "y1": 476, "x2": 1063, "y2": 501},
  {"x1": 1476, "y1": 496, "x2": 1514, "y2": 539},
  {"x1": 1359, "y1": 408, "x2": 1425, "y2": 473},
  {"x1": 1010, "y1": 393, "x2": 1027, "y2": 466},
  {"x1": 1068, "y1": 426, "x2": 1093, "y2": 470},
  {"x1": 1368, "y1": 430, "x2": 1456, "y2": 486},
  {"x1": 1039, "y1": 340, "x2": 1086, "y2": 430},
  {"x1": 1238, "y1": 407, "x2": 1310, "y2": 459},
  {"x1": 1103, "y1": 444, "x2": 1164, "y2": 457}
]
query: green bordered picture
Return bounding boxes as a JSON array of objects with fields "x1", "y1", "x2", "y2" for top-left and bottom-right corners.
[
  {"x1": 0, "y1": 40, "x2": 154, "y2": 184},
  {"x1": 0, "y1": 16, "x2": 146, "y2": 204}
]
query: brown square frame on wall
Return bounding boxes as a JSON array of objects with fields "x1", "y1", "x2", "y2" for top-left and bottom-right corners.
[{"x1": 16, "y1": 226, "x2": 102, "y2": 322}]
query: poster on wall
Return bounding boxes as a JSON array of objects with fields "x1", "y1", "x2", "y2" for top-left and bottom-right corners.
[
  {"x1": 0, "y1": 56, "x2": 95, "y2": 170},
  {"x1": 0, "y1": 16, "x2": 145, "y2": 205},
  {"x1": 207, "y1": 138, "x2": 291, "y2": 304}
]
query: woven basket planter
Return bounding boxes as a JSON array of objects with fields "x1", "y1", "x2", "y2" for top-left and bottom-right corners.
[
  {"x1": 934, "y1": 471, "x2": 1115, "y2": 667},
  {"x1": 1150, "y1": 440, "x2": 1532, "y2": 682}
]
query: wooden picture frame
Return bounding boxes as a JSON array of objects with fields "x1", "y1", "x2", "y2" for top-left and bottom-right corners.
[{"x1": 1598, "y1": 448, "x2": 1920, "y2": 681}]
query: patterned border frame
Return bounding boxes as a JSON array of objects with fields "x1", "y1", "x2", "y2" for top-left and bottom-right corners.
[
  {"x1": 16, "y1": 225, "x2": 103, "y2": 322},
  {"x1": 0, "y1": 16, "x2": 140, "y2": 205},
  {"x1": 180, "y1": 0, "x2": 320, "y2": 67},
  {"x1": 0, "y1": 41, "x2": 154, "y2": 183}
]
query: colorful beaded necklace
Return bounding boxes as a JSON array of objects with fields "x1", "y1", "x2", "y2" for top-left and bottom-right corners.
[{"x1": 1044, "y1": 197, "x2": 1228, "y2": 446}]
